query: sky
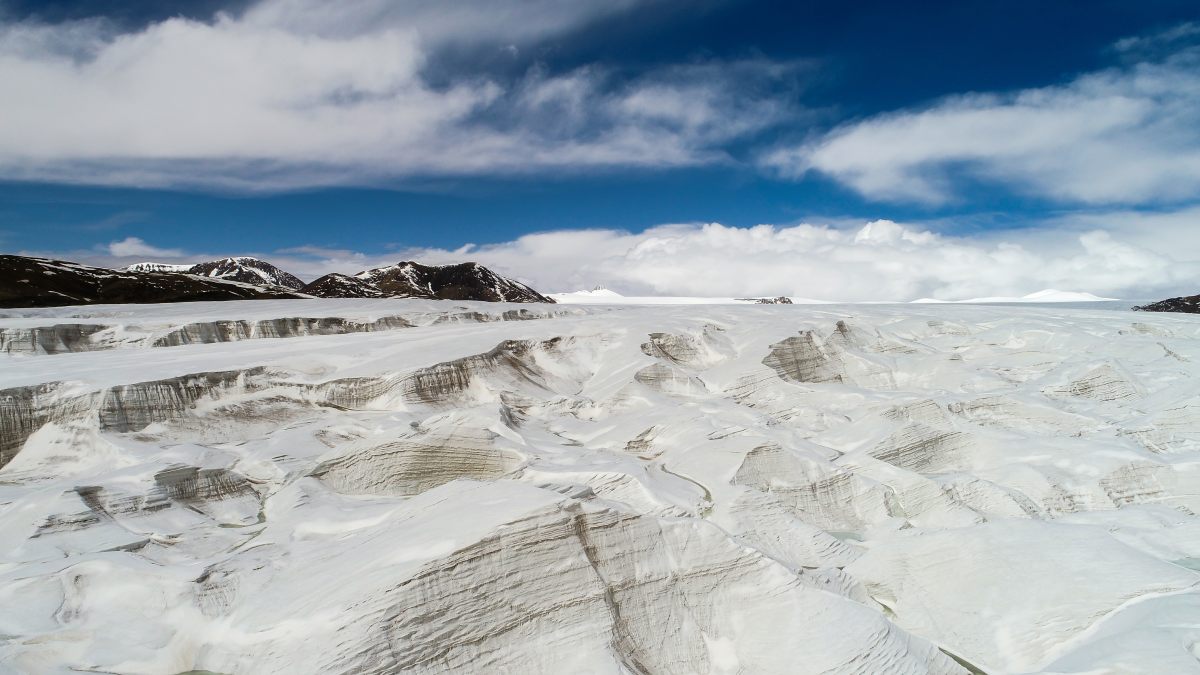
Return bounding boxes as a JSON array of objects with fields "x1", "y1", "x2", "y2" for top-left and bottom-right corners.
[{"x1": 2, "y1": 0, "x2": 1200, "y2": 300}]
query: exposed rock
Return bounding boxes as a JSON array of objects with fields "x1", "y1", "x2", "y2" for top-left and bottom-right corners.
[
  {"x1": 6, "y1": 254, "x2": 556, "y2": 306},
  {"x1": 301, "y1": 273, "x2": 386, "y2": 298},
  {"x1": 1134, "y1": 294, "x2": 1200, "y2": 313},
  {"x1": 0, "y1": 255, "x2": 306, "y2": 308},
  {"x1": 737, "y1": 296, "x2": 794, "y2": 304},
  {"x1": 185, "y1": 257, "x2": 306, "y2": 290},
  {"x1": 352, "y1": 261, "x2": 555, "y2": 303}
]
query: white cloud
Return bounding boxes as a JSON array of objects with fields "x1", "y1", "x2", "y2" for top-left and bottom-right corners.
[
  {"x1": 238, "y1": 0, "x2": 652, "y2": 45},
  {"x1": 106, "y1": 236, "x2": 188, "y2": 258},
  {"x1": 0, "y1": 1, "x2": 795, "y2": 189},
  {"x1": 426, "y1": 221, "x2": 1195, "y2": 301},
  {"x1": 52, "y1": 218, "x2": 1200, "y2": 301},
  {"x1": 764, "y1": 47, "x2": 1200, "y2": 206}
]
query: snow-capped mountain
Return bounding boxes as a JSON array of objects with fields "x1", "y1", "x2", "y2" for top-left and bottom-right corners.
[
  {"x1": 303, "y1": 261, "x2": 554, "y2": 302},
  {"x1": 301, "y1": 273, "x2": 386, "y2": 299},
  {"x1": 126, "y1": 257, "x2": 306, "y2": 290},
  {"x1": 1, "y1": 255, "x2": 306, "y2": 308},
  {"x1": 119, "y1": 257, "x2": 555, "y2": 303},
  {"x1": 188, "y1": 256, "x2": 307, "y2": 290}
]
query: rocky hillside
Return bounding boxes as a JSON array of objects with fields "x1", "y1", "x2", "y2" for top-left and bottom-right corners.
[
  {"x1": 186, "y1": 257, "x2": 306, "y2": 290},
  {"x1": 4, "y1": 255, "x2": 555, "y2": 307},
  {"x1": 128, "y1": 257, "x2": 305, "y2": 290},
  {"x1": 1, "y1": 255, "x2": 306, "y2": 308},
  {"x1": 1134, "y1": 294, "x2": 1200, "y2": 313},
  {"x1": 301, "y1": 273, "x2": 386, "y2": 298},
  {"x1": 307, "y1": 261, "x2": 554, "y2": 303}
]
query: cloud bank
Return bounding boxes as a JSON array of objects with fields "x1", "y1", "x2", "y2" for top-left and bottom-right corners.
[
  {"x1": 42, "y1": 219, "x2": 1199, "y2": 302},
  {"x1": 3, "y1": 0, "x2": 1199, "y2": 210},
  {"x1": 767, "y1": 46, "x2": 1200, "y2": 206},
  {"x1": 0, "y1": 0, "x2": 798, "y2": 189}
]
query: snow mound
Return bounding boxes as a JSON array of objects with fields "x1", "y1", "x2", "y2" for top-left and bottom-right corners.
[{"x1": 913, "y1": 288, "x2": 1118, "y2": 303}]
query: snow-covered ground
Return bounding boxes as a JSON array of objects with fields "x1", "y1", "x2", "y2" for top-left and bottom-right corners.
[
  {"x1": 2, "y1": 299, "x2": 1199, "y2": 674},
  {"x1": 550, "y1": 288, "x2": 830, "y2": 304},
  {"x1": 551, "y1": 287, "x2": 1118, "y2": 305}
]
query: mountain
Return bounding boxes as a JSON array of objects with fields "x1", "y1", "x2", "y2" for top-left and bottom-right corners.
[
  {"x1": 127, "y1": 257, "x2": 305, "y2": 290},
  {"x1": 3, "y1": 254, "x2": 554, "y2": 307},
  {"x1": 304, "y1": 261, "x2": 554, "y2": 303},
  {"x1": 1134, "y1": 294, "x2": 1200, "y2": 314},
  {"x1": 301, "y1": 273, "x2": 386, "y2": 299},
  {"x1": 1, "y1": 255, "x2": 307, "y2": 308}
]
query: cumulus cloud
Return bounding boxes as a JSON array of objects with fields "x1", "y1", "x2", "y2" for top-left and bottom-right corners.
[
  {"x1": 764, "y1": 45, "x2": 1200, "y2": 206},
  {"x1": 46, "y1": 219, "x2": 1199, "y2": 301},
  {"x1": 419, "y1": 220, "x2": 1195, "y2": 301},
  {"x1": 0, "y1": 0, "x2": 795, "y2": 189},
  {"x1": 106, "y1": 236, "x2": 187, "y2": 258}
]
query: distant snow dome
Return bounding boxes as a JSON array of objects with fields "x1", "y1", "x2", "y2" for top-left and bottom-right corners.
[{"x1": 913, "y1": 289, "x2": 1118, "y2": 303}]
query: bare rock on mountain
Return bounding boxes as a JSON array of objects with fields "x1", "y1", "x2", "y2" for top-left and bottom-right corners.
[
  {"x1": 11, "y1": 254, "x2": 555, "y2": 306},
  {"x1": 301, "y1": 273, "x2": 386, "y2": 298},
  {"x1": 187, "y1": 257, "x2": 306, "y2": 290},
  {"x1": 0, "y1": 255, "x2": 306, "y2": 308},
  {"x1": 352, "y1": 261, "x2": 555, "y2": 303},
  {"x1": 1134, "y1": 294, "x2": 1200, "y2": 314}
]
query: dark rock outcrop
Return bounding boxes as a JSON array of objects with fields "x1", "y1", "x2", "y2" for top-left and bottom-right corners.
[
  {"x1": 342, "y1": 261, "x2": 554, "y2": 303},
  {"x1": 301, "y1": 273, "x2": 386, "y2": 298},
  {"x1": 738, "y1": 296, "x2": 794, "y2": 304},
  {"x1": 1134, "y1": 295, "x2": 1200, "y2": 314},
  {"x1": 0, "y1": 256, "x2": 306, "y2": 308},
  {"x1": 3, "y1": 254, "x2": 555, "y2": 307}
]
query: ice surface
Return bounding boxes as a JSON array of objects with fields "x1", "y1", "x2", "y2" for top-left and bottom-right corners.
[{"x1": 1, "y1": 299, "x2": 1199, "y2": 674}]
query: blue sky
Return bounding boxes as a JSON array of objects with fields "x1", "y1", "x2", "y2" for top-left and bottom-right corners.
[{"x1": 2, "y1": 0, "x2": 1200, "y2": 299}]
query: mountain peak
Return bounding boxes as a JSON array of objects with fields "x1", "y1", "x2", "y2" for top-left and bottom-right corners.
[
  {"x1": 324, "y1": 260, "x2": 552, "y2": 302},
  {"x1": 187, "y1": 257, "x2": 306, "y2": 290},
  {"x1": 2, "y1": 255, "x2": 306, "y2": 308}
]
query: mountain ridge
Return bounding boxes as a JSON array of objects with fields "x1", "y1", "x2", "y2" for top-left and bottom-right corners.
[
  {"x1": 1134, "y1": 293, "x2": 1200, "y2": 314},
  {"x1": 1, "y1": 255, "x2": 307, "y2": 308},
  {"x1": 2, "y1": 254, "x2": 554, "y2": 307}
]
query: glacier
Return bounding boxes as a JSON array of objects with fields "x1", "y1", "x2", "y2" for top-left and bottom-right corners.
[{"x1": 1, "y1": 298, "x2": 1199, "y2": 674}]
